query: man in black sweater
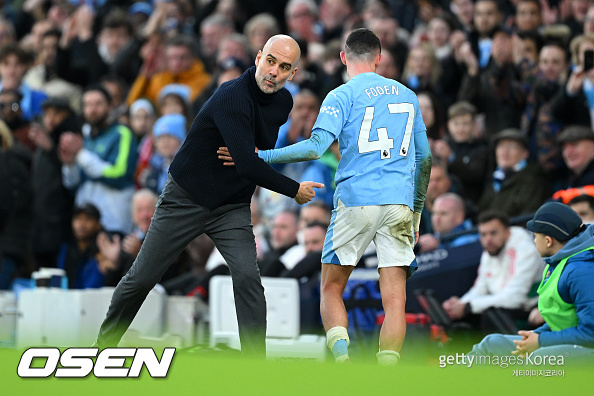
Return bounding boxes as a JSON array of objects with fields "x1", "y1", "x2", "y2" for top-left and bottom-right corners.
[{"x1": 95, "y1": 35, "x2": 323, "y2": 355}]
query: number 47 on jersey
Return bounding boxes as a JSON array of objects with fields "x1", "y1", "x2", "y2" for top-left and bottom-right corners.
[{"x1": 357, "y1": 103, "x2": 415, "y2": 160}]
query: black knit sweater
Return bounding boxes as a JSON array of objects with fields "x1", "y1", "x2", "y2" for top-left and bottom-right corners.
[{"x1": 169, "y1": 67, "x2": 300, "y2": 209}]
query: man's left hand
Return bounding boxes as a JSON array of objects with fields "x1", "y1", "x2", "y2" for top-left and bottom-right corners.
[{"x1": 512, "y1": 331, "x2": 539, "y2": 356}]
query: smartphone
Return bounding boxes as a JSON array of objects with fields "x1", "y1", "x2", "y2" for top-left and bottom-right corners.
[{"x1": 584, "y1": 50, "x2": 594, "y2": 71}]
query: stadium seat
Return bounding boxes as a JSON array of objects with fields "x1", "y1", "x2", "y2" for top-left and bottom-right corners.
[
  {"x1": 0, "y1": 291, "x2": 17, "y2": 347},
  {"x1": 209, "y1": 275, "x2": 326, "y2": 360},
  {"x1": 15, "y1": 287, "x2": 166, "y2": 347}
]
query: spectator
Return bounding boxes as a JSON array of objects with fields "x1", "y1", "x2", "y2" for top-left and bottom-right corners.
[
  {"x1": 468, "y1": 0, "x2": 503, "y2": 69},
  {"x1": 57, "y1": 203, "x2": 109, "y2": 289},
  {"x1": 0, "y1": 88, "x2": 33, "y2": 152},
  {"x1": 56, "y1": 7, "x2": 133, "y2": 88},
  {"x1": 550, "y1": 34, "x2": 594, "y2": 129},
  {"x1": 417, "y1": 91, "x2": 446, "y2": 140},
  {"x1": 584, "y1": 4, "x2": 594, "y2": 35},
  {"x1": 193, "y1": 57, "x2": 247, "y2": 115},
  {"x1": 139, "y1": 114, "x2": 187, "y2": 195},
  {"x1": 216, "y1": 33, "x2": 252, "y2": 69},
  {"x1": 569, "y1": 194, "x2": 594, "y2": 223},
  {"x1": 157, "y1": 83, "x2": 192, "y2": 120},
  {"x1": 319, "y1": 0, "x2": 355, "y2": 42},
  {"x1": 259, "y1": 210, "x2": 303, "y2": 277},
  {"x1": 459, "y1": 26, "x2": 526, "y2": 138},
  {"x1": 244, "y1": 13, "x2": 280, "y2": 58},
  {"x1": 126, "y1": 34, "x2": 211, "y2": 107},
  {"x1": 375, "y1": 48, "x2": 400, "y2": 80},
  {"x1": 410, "y1": 0, "x2": 445, "y2": 47},
  {"x1": 419, "y1": 159, "x2": 458, "y2": 236},
  {"x1": 514, "y1": 0, "x2": 543, "y2": 32},
  {"x1": 285, "y1": 0, "x2": 321, "y2": 44},
  {"x1": 97, "y1": 189, "x2": 154, "y2": 286},
  {"x1": 0, "y1": 118, "x2": 32, "y2": 289},
  {"x1": 129, "y1": 99, "x2": 156, "y2": 189},
  {"x1": 512, "y1": 30, "x2": 543, "y2": 82},
  {"x1": 434, "y1": 101, "x2": 489, "y2": 204},
  {"x1": 479, "y1": 128, "x2": 550, "y2": 217},
  {"x1": 29, "y1": 97, "x2": 81, "y2": 269},
  {"x1": 23, "y1": 29, "x2": 82, "y2": 113},
  {"x1": 563, "y1": 0, "x2": 590, "y2": 39},
  {"x1": 520, "y1": 41, "x2": 569, "y2": 184},
  {"x1": 442, "y1": 211, "x2": 544, "y2": 327},
  {"x1": 297, "y1": 200, "x2": 332, "y2": 231},
  {"x1": 432, "y1": 18, "x2": 468, "y2": 109},
  {"x1": 275, "y1": 90, "x2": 320, "y2": 170},
  {"x1": 281, "y1": 220, "x2": 327, "y2": 279},
  {"x1": 0, "y1": 43, "x2": 47, "y2": 122},
  {"x1": 59, "y1": 86, "x2": 138, "y2": 235},
  {"x1": 557, "y1": 125, "x2": 594, "y2": 188},
  {"x1": 129, "y1": 98, "x2": 155, "y2": 144},
  {"x1": 418, "y1": 192, "x2": 479, "y2": 253},
  {"x1": 401, "y1": 45, "x2": 446, "y2": 110},
  {"x1": 199, "y1": 14, "x2": 235, "y2": 73},
  {"x1": 99, "y1": 188, "x2": 210, "y2": 288},
  {"x1": 127, "y1": 2, "x2": 153, "y2": 34},
  {"x1": 449, "y1": 0, "x2": 475, "y2": 33},
  {"x1": 0, "y1": 17, "x2": 16, "y2": 48},
  {"x1": 0, "y1": 122, "x2": 13, "y2": 233},
  {"x1": 99, "y1": 74, "x2": 129, "y2": 125},
  {"x1": 366, "y1": 17, "x2": 409, "y2": 73}
]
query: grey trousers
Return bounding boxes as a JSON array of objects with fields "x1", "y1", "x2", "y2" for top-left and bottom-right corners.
[{"x1": 97, "y1": 175, "x2": 266, "y2": 355}]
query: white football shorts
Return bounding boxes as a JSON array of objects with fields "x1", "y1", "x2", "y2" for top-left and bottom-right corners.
[{"x1": 321, "y1": 200, "x2": 415, "y2": 269}]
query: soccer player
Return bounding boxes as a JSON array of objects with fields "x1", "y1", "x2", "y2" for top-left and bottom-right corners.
[{"x1": 219, "y1": 28, "x2": 432, "y2": 364}]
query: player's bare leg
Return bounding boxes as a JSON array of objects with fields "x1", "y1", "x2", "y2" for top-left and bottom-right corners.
[
  {"x1": 320, "y1": 263, "x2": 354, "y2": 362},
  {"x1": 377, "y1": 266, "x2": 408, "y2": 365}
]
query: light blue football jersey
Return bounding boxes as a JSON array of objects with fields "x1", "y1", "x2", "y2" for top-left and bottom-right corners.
[{"x1": 312, "y1": 72, "x2": 426, "y2": 209}]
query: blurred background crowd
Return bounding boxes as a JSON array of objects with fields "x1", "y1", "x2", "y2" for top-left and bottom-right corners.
[{"x1": 1, "y1": 0, "x2": 594, "y2": 334}]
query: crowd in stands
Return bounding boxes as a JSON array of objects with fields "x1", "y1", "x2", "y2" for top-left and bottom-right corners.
[{"x1": 1, "y1": 0, "x2": 594, "y2": 336}]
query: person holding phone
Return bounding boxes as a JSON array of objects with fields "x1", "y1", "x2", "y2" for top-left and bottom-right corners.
[{"x1": 551, "y1": 34, "x2": 594, "y2": 130}]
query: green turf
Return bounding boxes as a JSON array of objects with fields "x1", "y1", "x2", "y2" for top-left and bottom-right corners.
[{"x1": 1, "y1": 344, "x2": 590, "y2": 395}]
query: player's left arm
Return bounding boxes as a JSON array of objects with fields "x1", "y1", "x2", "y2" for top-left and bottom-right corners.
[{"x1": 412, "y1": 127, "x2": 432, "y2": 237}]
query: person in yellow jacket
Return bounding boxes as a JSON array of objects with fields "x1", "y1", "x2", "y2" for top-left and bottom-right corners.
[{"x1": 126, "y1": 34, "x2": 211, "y2": 107}]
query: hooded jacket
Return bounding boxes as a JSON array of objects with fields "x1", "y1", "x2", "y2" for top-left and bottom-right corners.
[{"x1": 533, "y1": 225, "x2": 594, "y2": 348}]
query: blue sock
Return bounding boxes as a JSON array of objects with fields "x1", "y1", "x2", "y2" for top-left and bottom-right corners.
[{"x1": 332, "y1": 339, "x2": 349, "y2": 359}]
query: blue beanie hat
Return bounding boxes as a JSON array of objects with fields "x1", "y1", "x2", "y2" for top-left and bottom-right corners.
[{"x1": 153, "y1": 114, "x2": 187, "y2": 143}]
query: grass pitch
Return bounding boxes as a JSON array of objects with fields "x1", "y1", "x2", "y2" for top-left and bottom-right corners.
[{"x1": 1, "y1": 343, "x2": 590, "y2": 395}]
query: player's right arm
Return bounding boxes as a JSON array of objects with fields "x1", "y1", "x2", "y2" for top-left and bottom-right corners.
[
  {"x1": 217, "y1": 128, "x2": 334, "y2": 165},
  {"x1": 257, "y1": 128, "x2": 335, "y2": 164}
]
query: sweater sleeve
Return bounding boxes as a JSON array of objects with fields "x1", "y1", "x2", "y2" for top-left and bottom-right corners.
[{"x1": 214, "y1": 95, "x2": 300, "y2": 198}]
